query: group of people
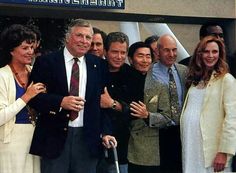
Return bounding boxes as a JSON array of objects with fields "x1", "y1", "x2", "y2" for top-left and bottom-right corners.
[{"x1": 0, "y1": 18, "x2": 236, "y2": 173}]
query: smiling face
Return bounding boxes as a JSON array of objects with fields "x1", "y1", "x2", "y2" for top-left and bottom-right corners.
[
  {"x1": 65, "y1": 26, "x2": 93, "y2": 57},
  {"x1": 202, "y1": 41, "x2": 219, "y2": 69},
  {"x1": 105, "y1": 41, "x2": 127, "y2": 72},
  {"x1": 158, "y1": 35, "x2": 177, "y2": 67},
  {"x1": 10, "y1": 40, "x2": 34, "y2": 65},
  {"x1": 130, "y1": 47, "x2": 152, "y2": 74}
]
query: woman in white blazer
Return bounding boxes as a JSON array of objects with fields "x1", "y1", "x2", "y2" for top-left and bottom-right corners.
[
  {"x1": 0, "y1": 24, "x2": 45, "y2": 173},
  {"x1": 180, "y1": 36, "x2": 236, "y2": 173}
]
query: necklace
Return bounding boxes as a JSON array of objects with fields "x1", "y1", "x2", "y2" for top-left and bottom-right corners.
[
  {"x1": 9, "y1": 64, "x2": 29, "y2": 89},
  {"x1": 9, "y1": 64, "x2": 36, "y2": 125}
]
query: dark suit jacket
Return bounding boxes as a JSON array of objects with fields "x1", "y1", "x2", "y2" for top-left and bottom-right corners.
[{"x1": 29, "y1": 50, "x2": 110, "y2": 159}]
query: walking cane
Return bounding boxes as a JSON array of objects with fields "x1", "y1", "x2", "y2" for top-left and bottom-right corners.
[{"x1": 109, "y1": 140, "x2": 120, "y2": 173}]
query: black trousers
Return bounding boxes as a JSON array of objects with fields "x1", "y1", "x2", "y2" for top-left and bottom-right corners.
[
  {"x1": 159, "y1": 125, "x2": 182, "y2": 173},
  {"x1": 128, "y1": 162, "x2": 160, "y2": 173},
  {"x1": 232, "y1": 155, "x2": 236, "y2": 171}
]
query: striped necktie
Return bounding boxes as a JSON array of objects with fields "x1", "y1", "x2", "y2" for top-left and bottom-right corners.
[{"x1": 69, "y1": 58, "x2": 79, "y2": 121}]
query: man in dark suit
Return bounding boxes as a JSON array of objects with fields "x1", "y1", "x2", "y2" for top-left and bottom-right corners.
[{"x1": 29, "y1": 19, "x2": 116, "y2": 173}]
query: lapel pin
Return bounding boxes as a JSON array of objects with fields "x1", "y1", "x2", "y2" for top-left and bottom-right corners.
[{"x1": 94, "y1": 64, "x2": 97, "y2": 68}]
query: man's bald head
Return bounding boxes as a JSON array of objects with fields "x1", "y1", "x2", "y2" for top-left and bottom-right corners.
[{"x1": 157, "y1": 34, "x2": 177, "y2": 67}]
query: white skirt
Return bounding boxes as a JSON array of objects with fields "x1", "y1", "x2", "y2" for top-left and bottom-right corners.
[{"x1": 0, "y1": 124, "x2": 40, "y2": 173}]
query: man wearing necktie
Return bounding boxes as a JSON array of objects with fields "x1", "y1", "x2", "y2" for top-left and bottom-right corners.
[
  {"x1": 152, "y1": 34, "x2": 187, "y2": 173},
  {"x1": 29, "y1": 19, "x2": 117, "y2": 173}
]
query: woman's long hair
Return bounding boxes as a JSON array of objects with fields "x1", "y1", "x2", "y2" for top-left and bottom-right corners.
[{"x1": 186, "y1": 36, "x2": 228, "y2": 89}]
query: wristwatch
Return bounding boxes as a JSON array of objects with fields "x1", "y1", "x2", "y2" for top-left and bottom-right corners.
[{"x1": 111, "y1": 100, "x2": 117, "y2": 110}]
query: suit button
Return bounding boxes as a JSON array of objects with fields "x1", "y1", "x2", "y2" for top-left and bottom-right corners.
[
  {"x1": 64, "y1": 128, "x2": 67, "y2": 131},
  {"x1": 66, "y1": 114, "x2": 70, "y2": 118}
]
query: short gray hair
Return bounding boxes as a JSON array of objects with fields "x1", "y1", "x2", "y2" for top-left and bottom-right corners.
[{"x1": 66, "y1": 18, "x2": 93, "y2": 36}]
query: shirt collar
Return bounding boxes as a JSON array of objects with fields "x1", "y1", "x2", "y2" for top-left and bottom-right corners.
[
  {"x1": 156, "y1": 61, "x2": 174, "y2": 73},
  {"x1": 64, "y1": 47, "x2": 85, "y2": 63}
]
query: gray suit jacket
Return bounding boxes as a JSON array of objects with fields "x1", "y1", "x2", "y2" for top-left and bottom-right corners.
[{"x1": 128, "y1": 63, "x2": 187, "y2": 166}]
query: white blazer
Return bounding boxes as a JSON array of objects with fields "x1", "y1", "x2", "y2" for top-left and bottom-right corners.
[
  {"x1": 0, "y1": 65, "x2": 27, "y2": 143},
  {"x1": 180, "y1": 73, "x2": 236, "y2": 167}
]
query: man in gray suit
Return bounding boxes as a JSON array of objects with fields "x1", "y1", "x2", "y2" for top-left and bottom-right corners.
[
  {"x1": 128, "y1": 34, "x2": 187, "y2": 173},
  {"x1": 152, "y1": 34, "x2": 187, "y2": 173},
  {"x1": 128, "y1": 66, "x2": 172, "y2": 173}
]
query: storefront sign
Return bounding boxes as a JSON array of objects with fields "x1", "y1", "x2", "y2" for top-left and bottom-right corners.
[{"x1": 0, "y1": 0, "x2": 125, "y2": 9}]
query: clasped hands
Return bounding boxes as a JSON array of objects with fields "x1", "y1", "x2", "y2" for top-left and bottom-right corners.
[{"x1": 61, "y1": 96, "x2": 85, "y2": 112}]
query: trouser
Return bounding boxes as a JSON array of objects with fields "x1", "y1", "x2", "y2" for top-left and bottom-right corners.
[
  {"x1": 41, "y1": 127, "x2": 98, "y2": 173},
  {"x1": 96, "y1": 158, "x2": 128, "y2": 173},
  {"x1": 159, "y1": 125, "x2": 182, "y2": 173},
  {"x1": 128, "y1": 162, "x2": 160, "y2": 173}
]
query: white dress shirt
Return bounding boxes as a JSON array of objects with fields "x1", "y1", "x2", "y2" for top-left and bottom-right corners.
[{"x1": 64, "y1": 47, "x2": 87, "y2": 127}]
